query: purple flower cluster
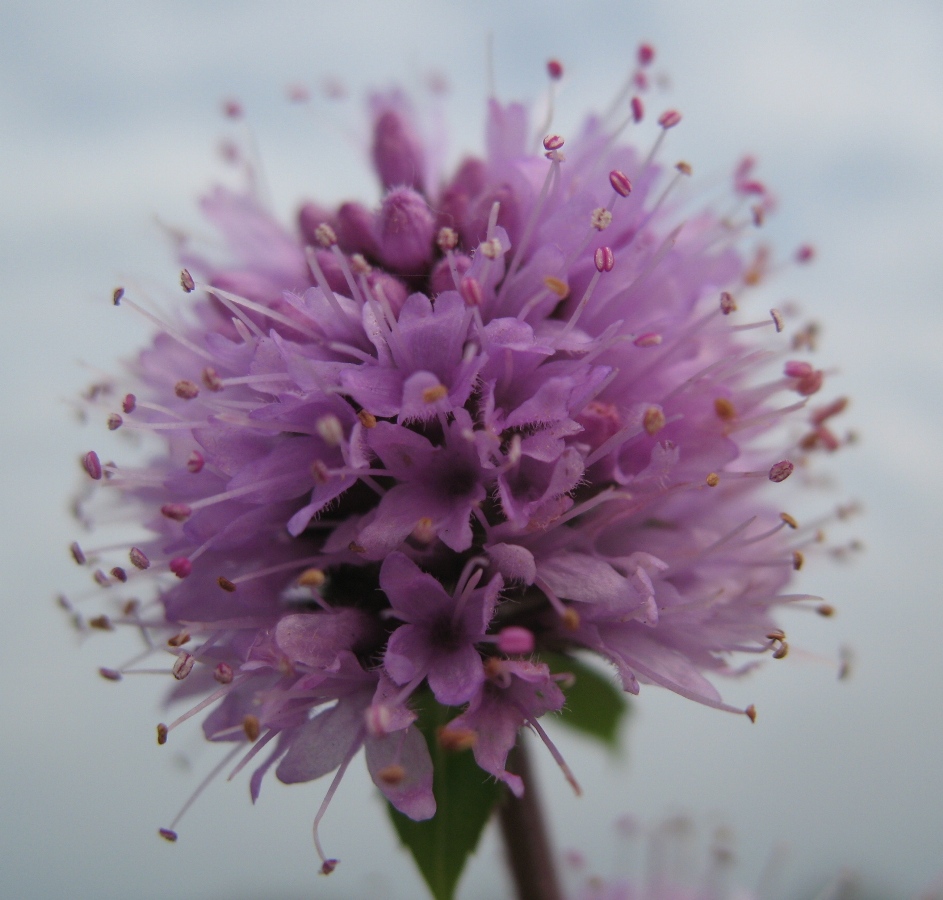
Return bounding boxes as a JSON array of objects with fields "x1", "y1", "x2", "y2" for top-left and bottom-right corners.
[{"x1": 71, "y1": 48, "x2": 848, "y2": 868}]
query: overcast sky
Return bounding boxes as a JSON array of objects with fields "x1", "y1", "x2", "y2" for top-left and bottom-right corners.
[{"x1": 2, "y1": 1, "x2": 942, "y2": 898}]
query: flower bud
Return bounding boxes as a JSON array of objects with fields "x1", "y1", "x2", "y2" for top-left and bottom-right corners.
[
  {"x1": 371, "y1": 95, "x2": 425, "y2": 192},
  {"x1": 378, "y1": 187, "x2": 435, "y2": 273}
]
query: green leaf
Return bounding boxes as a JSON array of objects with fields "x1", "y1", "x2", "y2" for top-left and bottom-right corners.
[
  {"x1": 386, "y1": 697, "x2": 502, "y2": 900},
  {"x1": 541, "y1": 651, "x2": 629, "y2": 750}
]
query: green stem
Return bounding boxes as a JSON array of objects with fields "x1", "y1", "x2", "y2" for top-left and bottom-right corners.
[{"x1": 498, "y1": 738, "x2": 563, "y2": 900}]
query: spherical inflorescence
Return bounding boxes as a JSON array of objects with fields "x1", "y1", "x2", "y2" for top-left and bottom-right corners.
[{"x1": 68, "y1": 49, "x2": 850, "y2": 868}]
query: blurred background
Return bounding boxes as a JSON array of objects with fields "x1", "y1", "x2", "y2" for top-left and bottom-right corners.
[{"x1": 2, "y1": 0, "x2": 941, "y2": 897}]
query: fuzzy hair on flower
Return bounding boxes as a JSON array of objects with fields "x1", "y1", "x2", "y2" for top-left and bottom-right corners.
[{"x1": 68, "y1": 46, "x2": 852, "y2": 871}]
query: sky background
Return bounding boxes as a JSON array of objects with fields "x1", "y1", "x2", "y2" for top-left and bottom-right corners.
[{"x1": 2, "y1": 1, "x2": 942, "y2": 897}]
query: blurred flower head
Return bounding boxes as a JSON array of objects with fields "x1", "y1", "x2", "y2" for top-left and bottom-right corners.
[{"x1": 68, "y1": 46, "x2": 850, "y2": 869}]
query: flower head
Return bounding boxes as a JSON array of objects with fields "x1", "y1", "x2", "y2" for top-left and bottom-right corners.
[{"x1": 69, "y1": 45, "x2": 850, "y2": 869}]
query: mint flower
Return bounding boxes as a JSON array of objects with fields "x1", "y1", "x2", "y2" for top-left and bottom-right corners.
[{"x1": 69, "y1": 46, "x2": 848, "y2": 873}]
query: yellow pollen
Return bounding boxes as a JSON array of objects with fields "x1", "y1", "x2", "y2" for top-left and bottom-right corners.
[
  {"x1": 543, "y1": 276, "x2": 569, "y2": 299},
  {"x1": 714, "y1": 397, "x2": 737, "y2": 421},
  {"x1": 643, "y1": 406, "x2": 666, "y2": 435},
  {"x1": 780, "y1": 512, "x2": 799, "y2": 529},
  {"x1": 357, "y1": 409, "x2": 377, "y2": 428},
  {"x1": 706, "y1": 473, "x2": 720, "y2": 487},
  {"x1": 422, "y1": 384, "x2": 449, "y2": 403},
  {"x1": 437, "y1": 726, "x2": 478, "y2": 752},
  {"x1": 298, "y1": 568, "x2": 326, "y2": 587},
  {"x1": 243, "y1": 715, "x2": 261, "y2": 742},
  {"x1": 561, "y1": 608, "x2": 581, "y2": 631},
  {"x1": 377, "y1": 764, "x2": 406, "y2": 786}
]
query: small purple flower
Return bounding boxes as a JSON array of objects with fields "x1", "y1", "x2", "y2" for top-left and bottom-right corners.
[
  {"x1": 70, "y1": 42, "x2": 850, "y2": 870},
  {"x1": 381, "y1": 551, "x2": 502, "y2": 705}
]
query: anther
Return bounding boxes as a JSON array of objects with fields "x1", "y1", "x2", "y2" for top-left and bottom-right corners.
[
  {"x1": 547, "y1": 59, "x2": 564, "y2": 80},
  {"x1": 93, "y1": 569, "x2": 111, "y2": 587},
  {"x1": 161, "y1": 503, "x2": 192, "y2": 522},
  {"x1": 243, "y1": 715, "x2": 261, "y2": 742},
  {"x1": 186, "y1": 451, "x2": 205, "y2": 474},
  {"x1": 437, "y1": 227, "x2": 458, "y2": 251},
  {"x1": 745, "y1": 705, "x2": 757, "y2": 724},
  {"x1": 658, "y1": 110, "x2": 682, "y2": 129},
  {"x1": 714, "y1": 398, "x2": 737, "y2": 421},
  {"x1": 796, "y1": 370, "x2": 824, "y2": 396},
  {"x1": 122, "y1": 394, "x2": 136, "y2": 413},
  {"x1": 638, "y1": 43, "x2": 654, "y2": 66},
  {"x1": 766, "y1": 630, "x2": 785, "y2": 641},
  {"x1": 706, "y1": 473, "x2": 720, "y2": 487},
  {"x1": 643, "y1": 406, "x2": 666, "y2": 435},
  {"x1": 107, "y1": 413, "x2": 123, "y2": 431},
  {"x1": 634, "y1": 332, "x2": 662, "y2": 347},
  {"x1": 298, "y1": 568, "x2": 326, "y2": 587},
  {"x1": 497, "y1": 626, "x2": 535, "y2": 655},
  {"x1": 422, "y1": 384, "x2": 449, "y2": 403},
  {"x1": 348, "y1": 541, "x2": 366, "y2": 554},
  {"x1": 779, "y1": 512, "x2": 799, "y2": 529},
  {"x1": 89, "y1": 615, "x2": 113, "y2": 630},
  {"x1": 792, "y1": 551, "x2": 804, "y2": 571},
  {"x1": 167, "y1": 631, "x2": 190, "y2": 648},
  {"x1": 357, "y1": 409, "x2": 377, "y2": 428},
  {"x1": 594, "y1": 246, "x2": 615, "y2": 272},
  {"x1": 112, "y1": 287, "x2": 125, "y2": 305},
  {"x1": 377, "y1": 764, "x2": 406, "y2": 786},
  {"x1": 817, "y1": 603, "x2": 835, "y2": 617},
  {"x1": 316, "y1": 414, "x2": 344, "y2": 446},
  {"x1": 811, "y1": 397, "x2": 849, "y2": 426},
  {"x1": 770, "y1": 309, "x2": 785, "y2": 332},
  {"x1": 70, "y1": 542, "x2": 87, "y2": 565},
  {"x1": 169, "y1": 557, "x2": 192, "y2": 579},
  {"x1": 83, "y1": 450, "x2": 103, "y2": 480},
  {"x1": 223, "y1": 99, "x2": 243, "y2": 118},
  {"x1": 543, "y1": 134, "x2": 565, "y2": 152},
  {"x1": 311, "y1": 459, "x2": 330, "y2": 483},
  {"x1": 590, "y1": 208, "x2": 613, "y2": 231},
  {"x1": 122, "y1": 599, "x2": 139, "y2": 615},
  {"x1": 110, "y1": 566, "x2": 128, "y2": 583},
  {"x1": 675, "y1": 161, "x2": 692, "y2": 176},
  {"x1": 99, "y1": 667, "x2": 122, "y2": 682},
  {"x1": 609, "y1": 169, "x2": 632, "y2": 197},
  {"x1": 172, "y1": 653, "x2": 195, "y2": 680},
  {"x1": 411, "y1": 517, "x2": 436, "y2": 544},
  {"x1": 214, "y1": 662, "x2": 234, "y2": 684},
  {"x1": 768, "y1": 460, "x2": 794, "y2": 483},
  {"x1": 202, "y1": 367, "x2": 223, "y2": 392},
  {"x1": 174, "y1": 380, "x2": 199, "y2": 400},
  {"x1": 772, "y1": 641, "x2": 789, "y2": 660},
  {"x1": 350, "y1": 253, "x2": 371, "y2": 275},
  {"x1": 720, "y1": 292, "x2": 737, "y2": 315},
  {"x1": 315, "y1": 223, "x2": 338, "y2": 248},
  {"x1": 321, "y1": 860, "x2": 338, "y2": 876},
  {"x1": 180, "y1": 269, "x2": 195, "y2": 293},
  {"x1": 795, "y1": 244, "x2": 815, "y2": 263},
  {"x1": 158, "y1": 828, "x2": 178, "y2": 842},
  {"x1": 481, "y1": 237, "x2": 503, "y2": 259},
  {"x1": 561, "y1": 608, "x2": 581, "y2": 631},
  {"x1": 437, "y1": 726, "x2": 477, "y2": 752},
  {"x1": 543, "y1": 276, "x2": 569, "y2": 299},
  {"x1": 157, "y1": 723, "x2": 169, "y2": 745},
  {"x1": 631, "y1": 96, "x2": 644, "y2": 122}
]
